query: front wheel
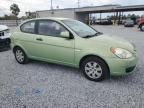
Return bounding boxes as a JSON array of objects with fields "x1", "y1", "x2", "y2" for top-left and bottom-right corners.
[
  {"x1": 81, "y1": 57, "x2": 109, "y2": 82},
  {"x1": 14, "y1": 48, "x2": 29, "y2": 64},
  {"x1": 140, "y1": 24, "x2": 144, "y2": 31}
]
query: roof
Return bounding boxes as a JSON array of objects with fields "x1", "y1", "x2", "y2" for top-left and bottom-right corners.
[
  {"x1": 116, "y1": 5, "x2": 144, "y2": 11},
  {"x1": 36, "y1": 4, "x2": 144, "y2": 13},
  {"x1": 20, "y1": 17, "x2": 72, "y2": 26},
  {"x1": 117, "y1": 5, "x2": 144, "y2": 9},
  {"x1": 75, "y1": 4, "x2": 144, "y2": 13},
  {"x1": 75, "y1": 5, "x2": 119, "y2": 13},
  {"x1": 21, "y1": 17, "x2": 71, "y2": 23},
  {"x1": 35, "y1": 17, "x2": 70, "y2": 20}
]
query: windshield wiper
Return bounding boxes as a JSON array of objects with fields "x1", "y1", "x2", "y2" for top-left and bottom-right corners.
[{"x1": 83, "y1": 32, "x2": 103, "y2": 38}]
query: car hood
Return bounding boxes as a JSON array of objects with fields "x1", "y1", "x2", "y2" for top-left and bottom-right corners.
[
  {"x1": 0, "y1": 25, "x2": 8, "y2": 31},
  {"x1": 84, "y1": 34, "x2": 135, "y2": 52}
]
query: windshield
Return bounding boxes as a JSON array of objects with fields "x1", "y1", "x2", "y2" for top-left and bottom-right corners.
[
  {"x1": 62, "y1": 20, "x2": 98, "y2": 37},
  {"x1": 126, "y1": 20, "x2": 133, "y2": 23}
]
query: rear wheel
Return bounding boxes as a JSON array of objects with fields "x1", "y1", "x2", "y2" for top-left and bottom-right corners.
[
  {"x1": 81, "y1": 56, "x2": 109, "y2": 82},
  {"x1": 140, "y1": 24, "x2": 144, "y2": 31},
  {"x1": 14, "y1": 47, "x2": 29, "y2": 64}
]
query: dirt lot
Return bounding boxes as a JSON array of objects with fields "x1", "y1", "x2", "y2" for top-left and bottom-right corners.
[{"x1": 0, "y1": 25, "x2": 144, "y2": 108}]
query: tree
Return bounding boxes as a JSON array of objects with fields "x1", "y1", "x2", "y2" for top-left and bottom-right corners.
[
  {"x1": 131, "y1": 14, "x2": 137, "y2": 24},
  {"x1": 10, "y1": 3, "x2": 20, "y2": 25},
  {"x1": 10, "y1": 3, "x2": 20, "y2": 16}
]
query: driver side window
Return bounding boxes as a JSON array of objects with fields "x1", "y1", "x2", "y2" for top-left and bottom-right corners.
[{"x1": 38, "y1": 20, "x2": 68, "y2": 37}]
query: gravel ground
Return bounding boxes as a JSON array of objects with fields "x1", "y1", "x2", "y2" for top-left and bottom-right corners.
[{"x1": 0, "y1": 25, "x2": 144, "y2": 108}]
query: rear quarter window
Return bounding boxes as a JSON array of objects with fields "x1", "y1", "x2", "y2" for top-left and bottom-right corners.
[{"x1": 21, "y1": 21, "x2": 35, "y2": 33}]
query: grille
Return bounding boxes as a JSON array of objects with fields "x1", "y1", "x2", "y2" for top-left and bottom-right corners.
[{"x1": 0, "y1": 32, "x2": 4, "y2": 37}]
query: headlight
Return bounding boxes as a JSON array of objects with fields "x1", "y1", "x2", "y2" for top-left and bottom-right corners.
[
  {"x1": 4, "y1": 29, "x2": 10, "y2": 33},
  {"x1": 111, "y1": 48, "x2": 132, "y2": 59}
]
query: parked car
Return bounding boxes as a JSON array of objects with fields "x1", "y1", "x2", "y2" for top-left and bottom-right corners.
[
  {"x1": 95, "y1": 19, "x2": 113, "y2": 25},
  {"x1": 0, "y1": 25, "x2": 11, "y2": 47},
  {"x1": 11, "y1": 18, "x2": 138, "y2": 81},
  {"x1": 124, "y1": 19, "x2": 134, "y2": 27},
  {"x1": 137, "y1": 17, "x2": 144, "y2": 31}
]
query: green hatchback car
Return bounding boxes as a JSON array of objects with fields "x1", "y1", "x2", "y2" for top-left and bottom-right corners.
[{"x1": 11, "y1": 18, "x2": 138, "y2": 81}]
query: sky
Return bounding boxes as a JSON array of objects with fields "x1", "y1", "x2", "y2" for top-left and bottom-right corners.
[{"x1": 0, "y1": 0, "x2": 144, "y2": 17}]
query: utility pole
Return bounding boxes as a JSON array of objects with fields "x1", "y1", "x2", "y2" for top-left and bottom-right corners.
[
  {"x1": 51, "y1": 0, "x2": 53, "y2": 10},
  {"x1": 78, "y1": 0, "x2": 80, "y2": 8},
  {"x1": 50, "y1": 0, "x2": 54, "y2": 15}
]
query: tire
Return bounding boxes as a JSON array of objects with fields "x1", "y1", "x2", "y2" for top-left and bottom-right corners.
[
  {"x1": 5, "y1": 39, "x2": 11, "y2": 47},
  {"x1": 14, "y1": 47, "x2": 29, "y2": 64},
  {"x1": 140, "y1": 24, "x2": 144, "y2": 31},
  {"x1": 80, "y1": 56, "x2": 109, "y2": 82}
]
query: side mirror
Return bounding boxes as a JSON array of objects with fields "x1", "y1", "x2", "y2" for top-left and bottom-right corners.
[{"x1": 60, "y1": 31, "x2": 70, "y2": 38}]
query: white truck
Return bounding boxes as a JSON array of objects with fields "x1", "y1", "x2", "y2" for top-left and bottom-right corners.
[{"x1": 0, "y1": 25, "x2": 11, "y2": 47}]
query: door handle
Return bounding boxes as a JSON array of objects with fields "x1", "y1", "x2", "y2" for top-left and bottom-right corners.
[{"x1": 36, "y1": 38, "x2": 43, "y2": 41}]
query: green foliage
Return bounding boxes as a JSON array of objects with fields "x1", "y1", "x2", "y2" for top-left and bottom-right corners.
[
  {"x1": 10, "y1": 3, "x2": 20, "y2": 16},
  {"x1": 108, "y1": 14, "x2": 140, "y2": 21}
]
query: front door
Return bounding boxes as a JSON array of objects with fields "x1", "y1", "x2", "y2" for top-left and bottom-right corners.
[{"x1": 32, "y1": 20, "x2": 75, "y2": 65}]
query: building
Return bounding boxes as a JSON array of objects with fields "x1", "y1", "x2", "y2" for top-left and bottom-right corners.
[
  {"x1": 26, "y1": 12, "x2": 36, "y2": 18},
  {"x1": 36, "y1": 5, "x2": 144, "y2": 24}
]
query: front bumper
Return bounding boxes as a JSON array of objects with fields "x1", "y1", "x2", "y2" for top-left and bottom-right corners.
[
  {"x1": 0, "y1": 38, "x2": 11, "y2": 47},
  {"x1": 105, "y1": 55, "x2": 138, "y2": 76},
  {"x1": 126, "y1": 66, "x2": 136, "y2": 73}
]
